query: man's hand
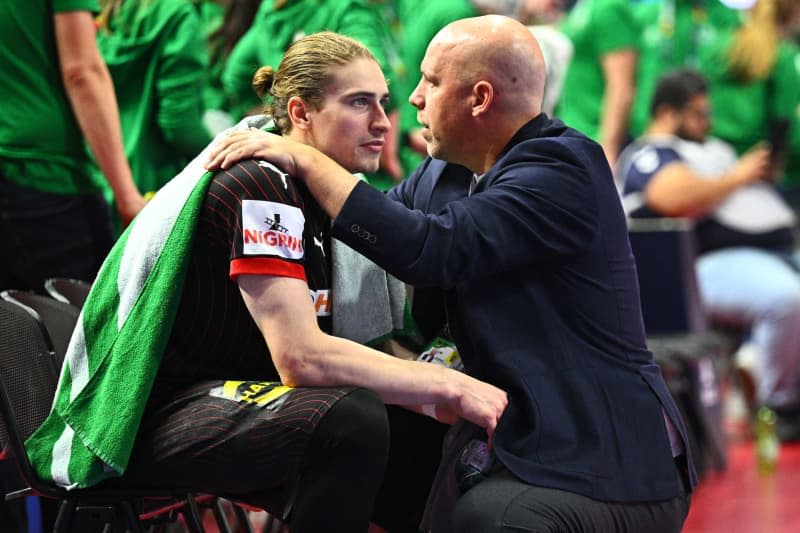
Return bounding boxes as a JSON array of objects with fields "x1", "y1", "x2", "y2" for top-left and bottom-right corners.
[
  {"x1": 731, "y1": 144, "x2": 772, "y2": 187},
  {"x1": 447, "y1": 372, "x2": 508, "y2": 444},
  {"x1": 409, "y1": 369, "x2": 508, "y2": 441},
  {"x1": 205, "y1": 129, "x2": 303, "y2": 174}
]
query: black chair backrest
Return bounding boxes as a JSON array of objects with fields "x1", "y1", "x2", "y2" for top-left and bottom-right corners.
[
  {"x1": 0, "y1": 290, "x2": 79, "y2": 371},
  {"x1": 627, "y1": 217, "x2": 708, "y2": 336},
  {"x1": 0, "y1": 300, "x2": 59, "y2": 465},
  {"x1": 0, "y1": 306, "x2": 227, "y2": 531},
  {"x1": 45, "y1": 277, "x2": 91, "y2": 310}
]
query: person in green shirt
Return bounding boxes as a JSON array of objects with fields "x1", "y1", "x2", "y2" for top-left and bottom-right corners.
[
  {"x1": 782, "y1": 41, "x2": 800, "y2": 209},
  {"x1": 395, "y1": 0, "x2": 480, "y2": 176},
  {"x1": 772, "y1": 1, "x2": 800, "y2": 210},
  {"x1": 634, "y1": 0, "x2": 798, "y2": 166},
  {"x1": 0, "y1": 0, "x2": 144, "y2": 291},
  {"x1": 203, "y1": 0, "x2": 263, "y2": 134},
  {"x1": 0, "y1": 0, "x2": 143, "y2": 529},
  {"x1": 631, "y1": 0, "x2": 742, "y2": 137},
  {"x1": 654, "y1": 0, "x2": 799, "y2": 215},
  {"x1": 701, "y1": 0, "x2": 798, "y2": 157},
  {"x1": 96, "y1": 0, "x2": 212, "y2": 231},
  {"x1": 556, "y1": 0, "x2": 638, "y2": 167}
]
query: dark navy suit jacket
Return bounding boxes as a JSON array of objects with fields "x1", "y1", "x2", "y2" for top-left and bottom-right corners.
[{"x1": 332, "y1": 114, "x2": 696, "y2": 502}]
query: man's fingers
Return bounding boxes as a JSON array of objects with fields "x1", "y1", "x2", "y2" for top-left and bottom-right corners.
[{"x1": 206, "y1": 132, "x2": 252, "y2": 169}]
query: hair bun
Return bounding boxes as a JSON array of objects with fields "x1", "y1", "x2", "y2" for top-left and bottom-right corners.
[{"x1": 252, "y1": 65, "x2": 276, "y2": 99}]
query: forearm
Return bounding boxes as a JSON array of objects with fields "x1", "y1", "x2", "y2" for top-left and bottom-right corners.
[
  {"x1": 241, "y1": 274, "x2": 507, "y2": 434},
  {"x1": 646, "y1": 168, "x2": 746, "y2": 217},
  {"x1": 55, "y1": 13, "x2": 142, "y2": 217},
  {"x1": 280, "y1": 331, "x2": 461, "y2": 407},
  {"x1": 64, "y1": 69, "x2": 131, "y2": 190},
  {"x1": 599, "y1": 89, "x2": 633, "y2": 166},
  {"x1": 599, "y1": 50, "x2": 636, "y2": 166}
]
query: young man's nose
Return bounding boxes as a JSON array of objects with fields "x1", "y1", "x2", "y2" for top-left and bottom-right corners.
[{"x1": 372, "y1": 105, "x2": 391, "y2": 131}]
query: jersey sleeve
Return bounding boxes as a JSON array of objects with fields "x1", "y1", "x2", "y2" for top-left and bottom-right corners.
[
  {"x1": 621, "y1": 145, "x2": 682, "y2": 195},
  {"x1": 205, "y1": 159, "x2": 308, "y2": 282},
  {"x1": 593, "y1": 0, "x2": 639, "y2": 56}
]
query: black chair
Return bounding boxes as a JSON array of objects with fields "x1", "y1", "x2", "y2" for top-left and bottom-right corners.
[
  {"x1": 44, "y1": 278, "x2": 91, "y2": 310},
  {"x1": 627, "y1": 217, "x2": 730, "y2": 476},
  {"x1": 0, "y1": 290, "x2": 80, "y2": 373},
  {"x1": 0, "y1": 299, "x2": 250, "y2": 532}
]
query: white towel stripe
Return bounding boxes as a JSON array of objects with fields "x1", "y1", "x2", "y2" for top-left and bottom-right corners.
[{"x1": 50, "y1": 424, "x2": 75, "y2": 488}]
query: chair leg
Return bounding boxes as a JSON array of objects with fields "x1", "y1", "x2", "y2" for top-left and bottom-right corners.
[
  {"x1": 121, "y1": 500, "x2": 143, "y2": 533},
  {"x1": 263, "y1": 513, "x2": 286, "y2": 533},
  {"x1": 211, "y1": 498, "x2": 232, "y2": 533},
  {"x1": 232, "y1": 504, "x2": 254, "y2": 533},
  {"x1": 183, "y1": 494, "x2": 205, "y2": 533},
  {"x1": 53, "y1": 499, "x2": 74, "y2": 533}
]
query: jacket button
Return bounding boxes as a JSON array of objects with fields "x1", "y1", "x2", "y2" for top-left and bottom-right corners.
[{"x1": 351, "y1": 224, "x2": 360, "y2": 233}]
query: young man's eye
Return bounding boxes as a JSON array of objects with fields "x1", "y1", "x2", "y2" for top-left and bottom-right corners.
[
  {"x1": 352, "y1": 97, "x2": 368, "y2": 107},
  {"x1": 380, "y1": 98, "x2": 390, "y2": 109}
]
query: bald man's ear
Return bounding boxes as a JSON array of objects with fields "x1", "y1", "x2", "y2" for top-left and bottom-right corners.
[
  {"x1": 471, "y1": 80, "x2": 494, "y2": 117},
  {"x1": 287, "y1": 96, "x2": 313, "y2": 130}
]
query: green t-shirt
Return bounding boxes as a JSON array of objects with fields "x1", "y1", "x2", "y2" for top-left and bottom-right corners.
[
  {"x1": 0, "y1": 0, "x2": 103, "y2": 194},
  {"x1": 95, "y1": 0, "x2": 211, "y2": 200},
  {"x1": 222, "y1": 0, "x2": 400, "y2": 121},
  {"x1": 780, "y1": 42, "x2": 800, "y2": 189},
  {"x1": 199, "y1": 0, "x2": 227, "y2": 111},
  {"x1": 556, "y1": 0, "x2": 638, "y2": 141},
  {"x1": 705, "y1": 35, "x2": 798, "y2": 156},
  {"x1": 396, "y1": 0, "x2": 477, "y2": 175},
  {"x1": 631, "y1": 0, "x2": 742, "y2": 136}
]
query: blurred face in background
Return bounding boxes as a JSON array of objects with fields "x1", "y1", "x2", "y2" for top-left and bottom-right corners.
[
  {"x1": 519, "y1": 0, "x2": 565, "y2": 24},
  {"x1": 676, "y1": 94, "x2": 712, "y2": 143}
]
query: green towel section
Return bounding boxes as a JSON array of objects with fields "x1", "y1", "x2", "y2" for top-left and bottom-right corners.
[{"x1": 25, "y1": 116, "x2": 272, "y2": 489}]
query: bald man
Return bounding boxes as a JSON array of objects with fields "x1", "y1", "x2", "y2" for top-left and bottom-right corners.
[{"x1": 207, "y1": 16, "x2": 694, "y2": 533}]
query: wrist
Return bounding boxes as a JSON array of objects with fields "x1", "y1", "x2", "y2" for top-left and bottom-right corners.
[{"x1": 114, "y1": 187, "x2": 143, "y2": 205}]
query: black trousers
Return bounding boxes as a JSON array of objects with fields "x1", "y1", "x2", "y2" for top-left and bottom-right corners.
[
  {"x1": 109, "y1": 381, "x2": 446, "y2": 533},
  {"x1": 452, "y1": 465, "x2": 691, "y2": 533},
  {"x1": 0, "y1": 176, "x2": 113, "y2": 293}
]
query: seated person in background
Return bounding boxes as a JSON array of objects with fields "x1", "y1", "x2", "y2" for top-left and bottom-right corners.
[
  {"x1": 208, "y1": 15, "x2": 694, "y2": 533},
  {"x1": 618, "y1": 68, "x2": 800, "y2": 442},
  {"x1": 25, "y1": 32, "x2": 507, "y2": 533}
]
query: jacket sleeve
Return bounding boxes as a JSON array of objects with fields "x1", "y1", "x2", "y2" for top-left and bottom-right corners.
[{"x1": 332, "y1": 140, "x2": 599, "y2": 288}]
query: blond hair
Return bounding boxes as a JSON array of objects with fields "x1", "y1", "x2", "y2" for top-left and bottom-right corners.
[
  {"x1": 726, "y1": 0, "x2": 794, "y2": 82},
  {"x1": 252, "y1": 32, "x2": 377, "y2": 134}
]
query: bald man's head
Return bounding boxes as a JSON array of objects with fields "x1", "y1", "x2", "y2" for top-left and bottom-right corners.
[
  {"x1": 430, "y1": 15, "x2": 546, "y2": 116},
  {"x1": 409, "y1": 15, "x2": 548, "y2": 172}
]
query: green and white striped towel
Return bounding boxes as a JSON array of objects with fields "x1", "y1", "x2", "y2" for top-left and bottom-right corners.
[{"x1": 25, "y1": 116, "x2": 272, "y2": 489}]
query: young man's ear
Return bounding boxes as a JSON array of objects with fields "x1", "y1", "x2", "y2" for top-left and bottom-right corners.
[{"x1": 287, "y1": 96, "x2": 313, "y2": 130}]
